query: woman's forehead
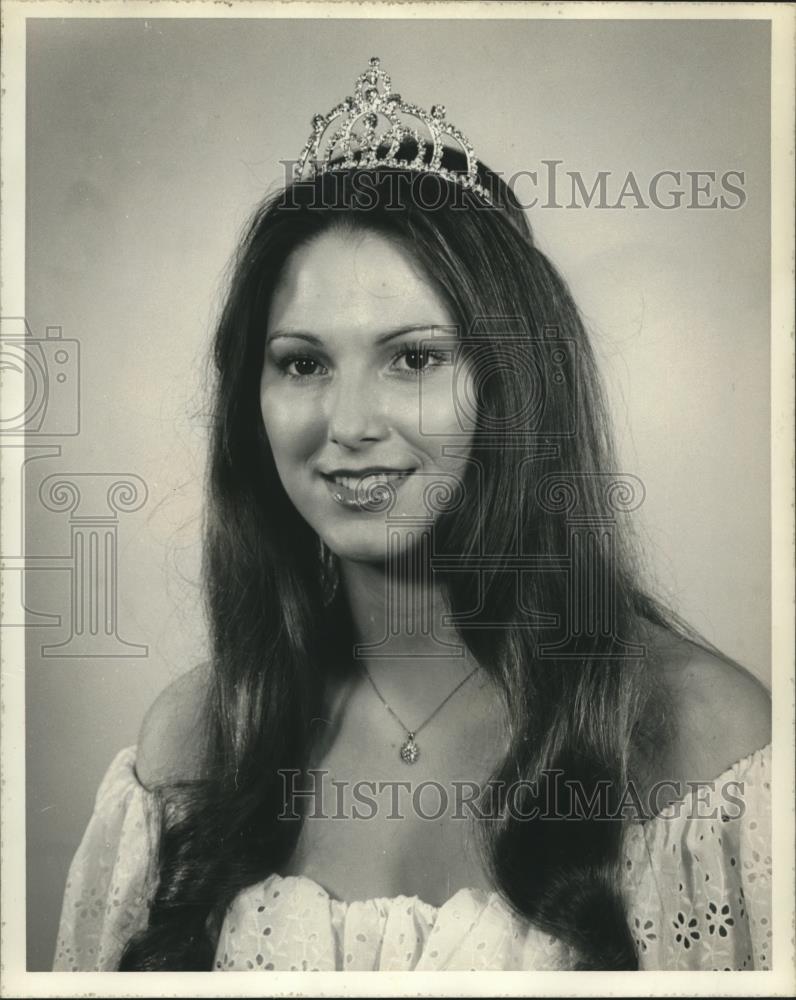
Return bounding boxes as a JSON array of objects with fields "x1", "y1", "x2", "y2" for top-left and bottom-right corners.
[{"x1": 267, "y1": 228, "x2": 455, "y2": 340}]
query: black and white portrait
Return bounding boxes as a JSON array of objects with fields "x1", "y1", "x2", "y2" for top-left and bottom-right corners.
[{"x1": 2, "y1": 3, "x2": 793, "y2": 996}]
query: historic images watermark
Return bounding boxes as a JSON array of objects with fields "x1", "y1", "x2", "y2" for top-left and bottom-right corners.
[
  {"x1": 277, "y1": 769, "x2": 748, "y2": 824},
  {"x1": 278, "y1": 159, "x2": 747, "y2": 211}
]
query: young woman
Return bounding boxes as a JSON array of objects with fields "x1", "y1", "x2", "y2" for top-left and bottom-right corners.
[{"x1": 53, "y1": 59, "x2": 771, "y2": 973}]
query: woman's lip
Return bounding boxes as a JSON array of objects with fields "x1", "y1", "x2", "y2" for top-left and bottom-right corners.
[
  {"x1": 321, "y1": 469, "x2": 414, "y2": 478},
  {"x1": 321, "y1": 470, "x2": 414, "y2": 510}
]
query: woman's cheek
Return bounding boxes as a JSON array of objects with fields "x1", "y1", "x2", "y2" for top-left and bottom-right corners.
[
  {"x1": 416, "y1": 371, "x2": 476, "y2": 439},
  {"x1": 261, "y1": 390, "x2": 322, "y2": 455}
]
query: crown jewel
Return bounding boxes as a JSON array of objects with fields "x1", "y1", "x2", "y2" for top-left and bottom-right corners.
[{"x1": 294, "y1": 57, "x2": 493, "y2": 204}]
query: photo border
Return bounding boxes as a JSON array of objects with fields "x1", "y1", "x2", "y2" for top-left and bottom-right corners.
[{"x1": 1, "y1": 2, "x2": 793, "y2": 997}]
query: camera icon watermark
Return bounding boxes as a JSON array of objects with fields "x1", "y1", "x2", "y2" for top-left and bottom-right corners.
[
  {"x1": 416, "y1": 323, "x2": 577, "y2": 443},
  {"x1": 0, "y1": 317, "x2": 79, "y2": 436}
]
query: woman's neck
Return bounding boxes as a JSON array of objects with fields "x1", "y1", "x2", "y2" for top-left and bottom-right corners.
[{"x1": 337, "y1": 556, "x2": 481, "y2": 694}]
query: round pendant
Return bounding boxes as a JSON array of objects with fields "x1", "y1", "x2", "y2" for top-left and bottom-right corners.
[{"x1": 400, "y1": 735, "x2": 420, "y2": 764}]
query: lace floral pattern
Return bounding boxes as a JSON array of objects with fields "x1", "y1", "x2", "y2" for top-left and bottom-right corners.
[
  {"x1": 213, "y1": 876, "x2": 576, "y2": 971},
  {"x1": 52, "y1": 748, "x2": 160, "y2": 971},
  {"x1": 53, "y1": 744, "x2": 772, "y2": 971},
  {"x1": 623, "y1": 744, "x2": 771, "y2": 971}
]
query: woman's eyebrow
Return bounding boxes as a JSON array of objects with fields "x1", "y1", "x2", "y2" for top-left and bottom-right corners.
[{"x1": 266, "y1": 324, "x2": 444, "y2": 346}]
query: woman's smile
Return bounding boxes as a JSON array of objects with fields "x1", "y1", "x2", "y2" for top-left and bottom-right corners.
[{"x1": 320, "y1": 468, "x2": 415, "y2": 511}]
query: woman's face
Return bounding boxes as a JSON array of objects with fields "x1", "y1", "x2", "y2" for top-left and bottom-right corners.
[{"x1": 260, "y1": 227, "x2": 476, "y2": 563}]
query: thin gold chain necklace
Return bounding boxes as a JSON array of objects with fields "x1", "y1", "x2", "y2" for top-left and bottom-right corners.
[{"x1": 360, "y1": 662, "x2": 480, "y2": 764}]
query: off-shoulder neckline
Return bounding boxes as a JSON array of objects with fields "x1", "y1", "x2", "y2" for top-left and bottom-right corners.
[
  {"x1": 242, "y1": 871, "x2": 506, "y2": 915},
  {"x1": 624, "y1": 739, "x2": 771, "y2": 833},
  {"x1": 115, "y1": 741, "x2": 770, "y2": 913}
]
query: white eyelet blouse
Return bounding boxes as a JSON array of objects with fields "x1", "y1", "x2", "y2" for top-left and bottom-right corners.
[{"x1": 52, "y1": 743, "x2": 772, "y2": 972}]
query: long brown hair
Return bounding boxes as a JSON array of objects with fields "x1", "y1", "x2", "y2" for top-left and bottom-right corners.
[{"x1": 120, "y1": 157, "x2": 690, "y2": 970}]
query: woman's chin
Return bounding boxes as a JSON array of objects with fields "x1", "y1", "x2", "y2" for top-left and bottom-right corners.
[{"x1": 319, "y1": 523, "x2": 433, "y2": 565}]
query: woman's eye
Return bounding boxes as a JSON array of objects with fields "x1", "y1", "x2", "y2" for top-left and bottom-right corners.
[
  {"x1": 392, "y1": 345, "x2": 450, "y2": 375},
  {"x1": 273, "y1": 345, "x2": 450, "y2": 379},
  {"x1": 277, "y1": 355, "x2": 326, "y2": 378}
]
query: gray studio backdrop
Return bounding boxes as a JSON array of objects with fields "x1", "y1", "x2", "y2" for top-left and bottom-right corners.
[{"x1": 22, "y1": 17, "x2": 770, "y2": 969}]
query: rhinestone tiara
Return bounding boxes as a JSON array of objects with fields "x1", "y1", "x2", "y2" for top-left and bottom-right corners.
[{"x1": 293, "y1": 57, "x2": 493, "y2": 205}]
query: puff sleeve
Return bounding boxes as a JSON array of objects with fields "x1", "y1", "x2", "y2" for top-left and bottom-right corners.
[
  {"x1": 622, "y1": 744, "x2": 772, "y2": 970},
  {"x1": 52, "y1": 746, "x2": 161, "y2": 971}
]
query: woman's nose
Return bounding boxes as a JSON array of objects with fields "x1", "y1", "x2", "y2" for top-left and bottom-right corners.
[{"x1": 326, "y1": 370, "x2": 388, "y2": 446}]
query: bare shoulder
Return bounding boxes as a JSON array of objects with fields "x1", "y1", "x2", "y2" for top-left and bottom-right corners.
[
  {"x1": 135, "y1": 662, "x2": 212, "y2": 790},
  {"x1": 648, "y1": 625, "x2": 771, "y2": 785}
]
